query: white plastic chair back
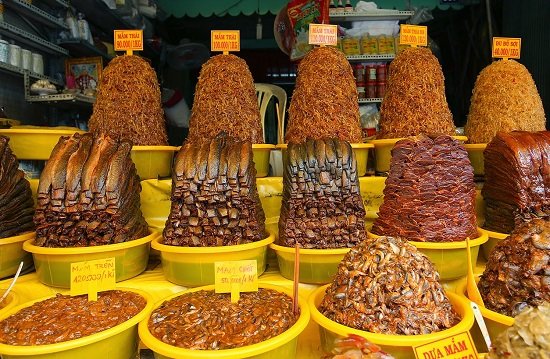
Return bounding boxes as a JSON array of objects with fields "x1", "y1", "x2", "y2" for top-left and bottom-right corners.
[{"x1": 254, "y1": 83, "x2": 287, "y2": 143}]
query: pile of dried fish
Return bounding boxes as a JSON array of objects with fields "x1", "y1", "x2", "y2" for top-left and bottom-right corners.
[
  {"x1": 482, "y1": 131, "x2": 550, "y2": 234},
  {"x1": 378, "y1": 47, "x2": 455, "y2": 139},
  {"x1": 278, "y1": 139, "x2": 366, "y2": 248},
  {"x1": 187, "y1": 54, "x2": 264, "y2": 143},
  {"x1": 88, "y1": 55, "x2": 168, "y2": 145},
  {"x1": 0, "y1": 136, "x2": 34, "y2": 238},
  {"x1": 34, "y1": 133, "x2": 149, "y2": 247},
  {"x1": 371, "y1": 134, "x2": 477, "y2": 242},
  {"x1": 285, "y1": 47, "x2": 362, "y2": 144},
  {"x1": 465, "y1": 59, "x2": 546, "y2": 144},
  {"x1": 148, "y1": 288, "x2": 298, "y2": 350},
  {"x1": 479, "y1": 218, "x2": 550, "y2": 317},
  {"x1": 488, "y1": 302, "x2": 550, "y2": 359},
  {"x1": 163, "y1": 135, "x2": 265, "y2": 246},
  {"x1": 320, "y1": 236, "x2": 459, "y2": 335}
]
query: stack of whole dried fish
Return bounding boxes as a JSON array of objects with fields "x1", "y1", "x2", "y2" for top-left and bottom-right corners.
[
  {"x1": 285, "y1": 46, "x2": 362, "y2": 144},
  {"x1": 187, "y1": 54, "x2": 264, "y2": 144},
  {"x1": 34, "y1": 133, "x2": 148, "y2": 247},
  {"x1": 320, "y1": 236, "x2": 459, "y2": 335},
  {"x1": 378, "y1": 47, "x2": 455, "y2": 139},
  {"x1": 479, "y1": 218, "x2": 550, "y2": 317},
  {"x1": 163, "y1": 135, "x2": 265, "y2": 246},
  {"x1": 371, "y1": 134, "x2": 477, "y2": 242},
  {"x1": 0, "y1": 136, "x2": 34, "y2": 238},
  {"x1": 88, "y1": 55, "x2": 168, "y2": 146},
  {"x1": 278, "y1": 139, "x2": 366, "y2": 249},
  {"x1": 482, "y1": 131, "x2": 550, "y2": 233}
]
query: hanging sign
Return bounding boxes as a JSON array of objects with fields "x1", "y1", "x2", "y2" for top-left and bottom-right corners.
[
  {"x1": 399, "y1": 24, "x2": 428, "y2": 47},
  {"x1": 114, "y1": 30, "x2": 143, "y2": 55},
  {"x1": 492, "y1": 37, "x2": 521, "y2": 60},
  {"x1": 308, "y1": 24, "x2": 338, "y2": 46},
  {"x1": 214, "y1": 260, "x2": 258, "y2": 303},
  {"x1": 211, "y1": 30, "x2": 240, "y2": 54},
  {"x1": 413, "y1": 331, "x2": 479, "y2": 359},
  {"x1": 70, "y1": 257, "x2": 116, "y2": 301}
]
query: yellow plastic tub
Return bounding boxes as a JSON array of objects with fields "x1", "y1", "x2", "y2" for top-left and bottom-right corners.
[
  {"x1": 369, "y1": 135, "x2": 468, "y2": 173},
  {"x1": 276, "y1": 143, "x2": 374, "y2": 177},
  {"x1": 0, "y1": 118, "x2": 21, "y2": 128},
  {"x1": 0, "y1": 232, "x2": 34, "y2": 279},
  {"x1": 152, "y1": 233, "x2": 275, "y2": 287},
  {"x1": 0, "y1": 127, "x2": 86, "y2": 160},
  {"x1": 0, "y1": 290, "x2": 18, "y2": 316},
  {"x1": 269, "y1": 243, "x2": 350, "y2": 284},
  {"x1": 310, "y1": 285, "x2": 474, "y2": 359},
  {"x1": 0, "y1": 287, "x2": 153, "y2": 359},
  {"x1": 23, "y1": 231, "x2": 156, "y2": 288},
  {"x1": 368, "y1": 228, "x2": 488, "y2": 281},
  {"x1": 458, "y1": 280, "x2": 514, "y2": 351},
  {"x1": 131, "y1": 145, "x2": 178, "y2": 180},
  {"x1": 252, "y1": 144, "x2": 276, "y2": 177},
  {"x1": 480, "y1": 228, "x2": 508, "y2": 260},
  {"x1": 464, "y1": 143, "x2": 486, "y2": 176},
  {"x1": 138, "y1": 283, "x2": 310, "y2": 359}
]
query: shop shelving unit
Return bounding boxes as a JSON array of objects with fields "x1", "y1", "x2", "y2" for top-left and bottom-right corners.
[
  {"x1": 57, "y1": 39, "x2": 113, "y2": 62},
  {"x1": 23, "y1": 72, "x2": 94, "y2": 107},
  {"x1": 3, "y1": 0, "x2": 68, "y2": 29},
  {"x1": 0, "y1": 59, "x2": 63, "y2": 85},
  {"x1": 0, "y1": 20, "x2": 68, "y2": 55}
]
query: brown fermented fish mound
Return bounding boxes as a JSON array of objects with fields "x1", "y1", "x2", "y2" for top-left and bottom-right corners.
[
  {"x1": 187, "y1": 54, "x2": 264, "y2": 143},
  {"x1": 88, "y1": 55, "x2": 168, "y2": 145},
  {"x1": 34, "y1": 133, "x2": 149, "y2": 247},
  {"x1": 320, "y1": 236, "x2": 459, "y2": 335},
  {"x1": 482, "y1": 131, "x2": 550, "y2": 234},
  {"x1": 371, "y1": 134, "x2": 477, "y2": 242},
  {"x1": 378, "y1": 47, "x2": 455, "y2": 139},
  {"x1": 278, "y1": 138, "x2": 366, "y2": 248},
  {"x1": 0, "y1": 136, "x2": 34, "y2": 238},
  {"x1": 285, "y1": 47, "x2": 362, "y2": 144},
  {"x1": 163, "y1": 135, "x2": 265, "y2": 246},
  {"x1": 465, "y1": 59, "x2": 546, "y2": 144},
  {"x1": 479, "y1": 218, "x2": 550, "y2": 317}
]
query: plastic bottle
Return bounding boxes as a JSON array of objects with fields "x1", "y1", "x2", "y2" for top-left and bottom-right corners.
[
  {"x1": 65, "y1": 9, "x2": 80, "y2": 39},
  {"x1": 77, "y1": 13, "x2": 93, "y2": 45},
  {"x1": 256, "y1": 17, "x2": 262, "y2": 40}
]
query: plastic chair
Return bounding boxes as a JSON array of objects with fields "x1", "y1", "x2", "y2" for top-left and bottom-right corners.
[{"x1": 254, "y1": 83, "x2": 287, "y2": 143}]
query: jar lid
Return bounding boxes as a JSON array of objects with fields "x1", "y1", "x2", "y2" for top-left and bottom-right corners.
[{"x1": 0, "y1": 39, "x2": 8, "y2": 44}]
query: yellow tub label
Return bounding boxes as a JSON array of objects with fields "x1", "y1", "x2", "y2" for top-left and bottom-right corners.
[
  {"x1": 492, "y1": 37, "x2": 521, "y2": 60},
  {"x1": 211, "y1": 30, "x2": 240, "y2": 54},
  {"x1": 215, "y1": 260, "x2": 258, "y2": 302},
  {"x1": 70, "y1": 258, "x2": 116, "y2": 301},
  {"x1": 413, "y1": 331, "x2": 479, "y2": 359}
]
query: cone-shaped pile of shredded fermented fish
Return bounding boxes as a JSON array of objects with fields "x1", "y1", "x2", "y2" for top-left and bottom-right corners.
[
  {"x1": 378, "y1": 47, "x2": 455, "y2": 139},
  {"x1": 88, "y1": 55, "x2": 168, "y2": 145},
  {"x1": 0, "y1": 136, "x2": 34, "y2": 238},
  {"x1": 479, "y1": 218, "x2": 550, "y2": 317},
  {"x1": 320, "y1": 236, "x2": 459, "y2": 335},
  {"x1": 465, "y1": 59, "x2": 546, "y2": 144},
  {"x1": 187, "y1": 54, "x2": 264, "y2": 143},
  {"x1": 285, "y1": 47, "x2": 362, "y2": 144}
]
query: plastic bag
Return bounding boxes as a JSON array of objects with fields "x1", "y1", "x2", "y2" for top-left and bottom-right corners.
[{"x1": 287, "y1": 0, "x2": 329, "y2": 61}]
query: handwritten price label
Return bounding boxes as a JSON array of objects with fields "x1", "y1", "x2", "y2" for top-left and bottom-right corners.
[
  {"x1": 70, "y1": 258, "x2": 116, "y2": 301},
  {"x1": 413, "y1": 331, "x2": 479, "y2": 359},
  {"x1": 308, "y1": 24, "x2": 338, "y2": 46},
  {"x1": 114, "y1": 30, "x2": 143, "y2": 55},
  {"x1": 492, "y1": 37, "x2": 521, "y2": 59},
  {"x1": 215, "y1": 260, "x2": 258, "y2": 302},
  {"x1": 211, "y1": 30, "x2": 240, "y2": 54},
  {"x1": 400, "y1": 24, "x2": 428, "y2": 47}
]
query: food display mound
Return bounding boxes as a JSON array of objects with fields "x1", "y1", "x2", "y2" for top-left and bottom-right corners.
[
  {"x1": 482, "y1": 131, "x2": 550, "y2": 234},
  {"x1": 377, "y1": 47, "x2": 455, "y2": 139},
  {"x1": 478, "y1": 218, "x2": 550, "y2": 317},
  {"x1": 34, "y1": 133, "x2": 149, "y2": 247},
  {"x1": 285, "y1": 46, "x2": 362, "y2": 144},
  {"x1": 488, "y1": 302, "x2": 550, "y2": 359},
  {"x1": 278, "y1": 138, "x2": 366, "y2": 249},
  {"x1": 163, "y1": 134, "x2": 266, "y2": 246},
  {"x1": 465, "y1": 59, "x2": 546, "y2": 144},
  {"x1": 0, "y1": 290, "x2": 146, "y2": 345},
  {"x1": 371, "y1": 134, "x2": 477, "y2": 242},
  {"x1": 0, "y1": 136, "x2": 34, "y2": 238},
  {"x1": 320, "y1": 236, "x2": 459, "y2": 335},
  {"x1": 187, "y1": 54, "x2": 264, "y2": 144},
  {"x1": 88, "y1": 55, "x2": 168, "y2": 146},
  {"x1": 148, "y1": 288, "x2": 299, "y2": 350}
]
